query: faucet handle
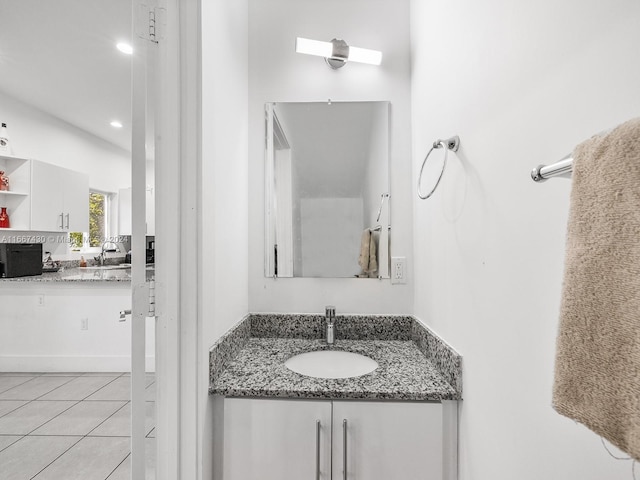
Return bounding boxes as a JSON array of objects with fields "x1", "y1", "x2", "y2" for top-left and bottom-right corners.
[{"x1": 325, "y1": 305, "x2": 336, "y2": 318}]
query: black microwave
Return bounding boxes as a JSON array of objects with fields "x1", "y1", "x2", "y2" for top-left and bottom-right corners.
[{"x1": 0, "y1": 243, "x2": 43, "y2": 278}]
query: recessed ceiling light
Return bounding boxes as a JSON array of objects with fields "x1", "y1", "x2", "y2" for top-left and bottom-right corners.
[
  {"x1": 116, "y1": 42, "x2": 133, "y2": 55},
  {"x1": 110, "y1": 121, "x2": 123, "y2": 128}
]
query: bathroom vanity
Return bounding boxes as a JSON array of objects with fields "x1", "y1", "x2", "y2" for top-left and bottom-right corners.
[{"x1": 209, "y1": 314, "x2": 462, "y2": 480}]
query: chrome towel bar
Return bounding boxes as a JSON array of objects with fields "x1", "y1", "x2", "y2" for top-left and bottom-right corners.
[
  {"x1": 531, "y1": 128, "x2": 612, "y2": 182},
  {"x1": 531, "y1": 156, "x2": 573, "y2": 182}
]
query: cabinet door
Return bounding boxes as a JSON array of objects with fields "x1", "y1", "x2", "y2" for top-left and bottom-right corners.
[
  {"x1": 223, "y1": 398, "x2": 332, "y2": 480},
  {"x1": 63, "y1": 169, "x2": 89, "y2": 232},
  {"x1": 333, "y1": 401, "x2": 443, "y2": 480},
  {"x1": 30, "y1": 160, "x2": 65, "y2": 231}
]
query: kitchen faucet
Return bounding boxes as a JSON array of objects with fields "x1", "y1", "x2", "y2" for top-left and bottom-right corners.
[
  {"x1": 325, "y1": 305, "x2": 336, "y2": 345},
  {"x1": 95, "y1": 241, "x2": 119, "y2": 266}
]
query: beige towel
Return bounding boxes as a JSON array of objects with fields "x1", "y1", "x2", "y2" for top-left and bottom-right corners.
[
  {"x1": 553, "y1": 118, "x2": 640, "y2": 460},
  {"x1": 358, "y1": 228, "x2": 378, "y2": 277}
]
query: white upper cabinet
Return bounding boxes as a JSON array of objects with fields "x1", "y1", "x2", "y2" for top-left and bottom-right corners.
[{"x1": 30, "y1": 160, "x2": 89, "y2": 232}]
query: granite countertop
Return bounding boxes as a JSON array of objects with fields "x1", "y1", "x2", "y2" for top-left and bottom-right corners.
[
  {"x1": 0, "y1": 266, "x2": 154, "y2": 283},
  {"x1": 209, "y1": 314, "x2": 462, "y2": 402}
]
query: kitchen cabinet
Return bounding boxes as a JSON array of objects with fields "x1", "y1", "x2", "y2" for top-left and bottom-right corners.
[
  {"x1": 30, "y1": 160, "x2": 89, "y2": 232},
  {"x1": 221, "y1": 398, "x2": 444, "y2": 480},
  {"x1": 0, "y1": 155, "x2": 31, "y2": 230}
]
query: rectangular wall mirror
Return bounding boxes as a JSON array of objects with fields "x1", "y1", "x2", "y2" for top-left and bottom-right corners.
[{"x1": 264, "y1": 101, "x2": 391, "y2": 279}]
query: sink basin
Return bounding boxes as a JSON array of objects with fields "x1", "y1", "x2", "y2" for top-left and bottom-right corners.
[{"x1": 285, "y1": 350, "x2": 378, "y2": 379}]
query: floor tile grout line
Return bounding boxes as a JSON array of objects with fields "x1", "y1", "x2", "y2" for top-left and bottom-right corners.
[
  {"x1": 33, "y1": 373, "x2": 115, "y2": 402},
  {"x1": 0, "y1": 433, "x2": 24, "y2": 453},
  {"x1": 2, "y1": 372, "x2": 155, "y2": 480},
  {"x1": 23, "y1": 374, "x2": 128, "y2": 437},
  {"x1": 0, "y1": 376, "x2": 40, "y2": 395},
  {"x1": 28, "y1": 434, "x2": 85, "y2": 480},
  {"x1": 85, "y1": 400, "x2": 131, "y2": 437},
  {"x1": 2, "y1": 374, "x2": 78, "y2": 402},
  {"x1": 83, "y1": 374, "x2": 132, "y2": 401},
  {"x1": 32, "y1": 428, "x2": 132, "y2": 479},
  {"x1": 0, "y1": 399, "x2": 31, "y2": 420},
  {"x1": 106, "y1": 452, "x2": 132, "y2": 480},
  {"x1": 24, "y1": 399, "x2": 83, "y2": 436}
]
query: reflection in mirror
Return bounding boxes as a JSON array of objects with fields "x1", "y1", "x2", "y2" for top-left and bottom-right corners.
[{"x1": 265, "y1": 101, "x2": 390, "y2": 279}]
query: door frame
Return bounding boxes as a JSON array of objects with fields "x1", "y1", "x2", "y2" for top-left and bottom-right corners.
[{"x1": 154, "y1": 0, "x2": 201, "y2": 478}]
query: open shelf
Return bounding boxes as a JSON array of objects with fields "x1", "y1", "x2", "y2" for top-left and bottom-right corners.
[{"x1": 0, "y1": 156, "x2": 31, "y2": 230}]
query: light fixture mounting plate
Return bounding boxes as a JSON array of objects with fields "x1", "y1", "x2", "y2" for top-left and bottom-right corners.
[{"x1": 325, "y1": 38, "x2": 349, "y2": 69}]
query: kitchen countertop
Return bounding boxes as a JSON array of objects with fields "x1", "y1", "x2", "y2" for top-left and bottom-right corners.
[
  {"x1": 209, "y1": 314, "x2": 462, "y2": 402},
  {"x1": 0, "y1": 266, "x2": 154, "y2": 283}
]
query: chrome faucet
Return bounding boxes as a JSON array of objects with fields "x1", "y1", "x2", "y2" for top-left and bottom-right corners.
[
  {"x1": 325, "y1": 305, "x2": 336, "y2": 345},
  {"x1": 95, "y1": 241, "x2": 119, "y2": 266}
]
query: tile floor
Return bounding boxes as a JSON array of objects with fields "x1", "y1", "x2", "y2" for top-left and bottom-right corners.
[{"x1": 0, "y1": 372, "x2": 156, "y2": 480}]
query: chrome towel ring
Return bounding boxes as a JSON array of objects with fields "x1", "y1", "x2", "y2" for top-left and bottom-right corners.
[{"x1": 417, "y1": 135, "x2": 461, "y2": 199}]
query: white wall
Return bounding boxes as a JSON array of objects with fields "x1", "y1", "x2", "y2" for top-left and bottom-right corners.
[
  {"x1": 0, "y1": 90, "x2": 130, "y2": 193},
  {"x1": 410, "y1": 0, "x2": 640, "y2": 479},
  {"x1": 0, "y1": 283, "x2": 154, "y2": 372},
  {"x1": 248, "y1": 0, "x2": 412, "y2": 314},
  {"x1": 200, "y1": 0, "x2": 249, "y2": 479},
  {"x1": 300, "y1": 197, "x2": 362, "y2": 277}
]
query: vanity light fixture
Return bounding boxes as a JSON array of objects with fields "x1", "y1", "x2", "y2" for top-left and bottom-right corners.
[
  {"x1": 295, "y1": 37, "x2": 382, "y2": 69},
  {"x1": 110, "y1": 120, "x2": 123, "y2": 128},
  {"x1": 116, "y1": 42, "x2": 133, "y2": 55}
]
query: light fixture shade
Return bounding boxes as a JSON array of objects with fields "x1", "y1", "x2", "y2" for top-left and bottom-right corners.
[
  {"x1": 295, "y1": 37, "x2": 333, "y2": 58},
  {"x1": 295, "y1": 37, "x2": 382, "y2": 68},
  {"x1": 348, "y1": 46, "x2": 382, "y2": 66}
]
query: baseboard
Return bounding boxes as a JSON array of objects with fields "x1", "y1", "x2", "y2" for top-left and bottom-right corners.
[{"x1": 0, "y1": 355, "x2": 156, "y2": 373}]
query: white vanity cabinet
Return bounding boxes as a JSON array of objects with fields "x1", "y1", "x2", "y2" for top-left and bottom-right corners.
[
  {"x1": 223, "y1": 399, "x2": 332, "y2": 480},
  {"x1": 30, "y1": 160, "x2": 89, "y2": 232},
  {"x1": 221, "y1": 398, "x2": 445, "y2": 480},
  {"x1": 332, "y1": 401, "x2": 443, "y2": 480}
]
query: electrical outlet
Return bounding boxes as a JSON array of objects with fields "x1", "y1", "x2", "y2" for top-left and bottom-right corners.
[
  {"x1": 37, "y1": 295, "x2": 45, "y2": 307},
  {"x1": 81, "y1": 318, "x2": 89, "y2": 331},
  {"x1": 391, "y1": 257, "x2": 406, "y2": 285}
]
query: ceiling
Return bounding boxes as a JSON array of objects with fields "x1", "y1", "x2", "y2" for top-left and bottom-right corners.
[
  {"x1": 275, "y1": 102, "x2": 387, "y2": 198},
  {"x1": 0, "y1": 0, "x2": 132, "y2": 152}
]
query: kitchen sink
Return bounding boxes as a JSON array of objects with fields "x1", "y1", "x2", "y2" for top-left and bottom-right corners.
[{"x1": 284, "y1": 350, "x2": 378, "y2": 379}]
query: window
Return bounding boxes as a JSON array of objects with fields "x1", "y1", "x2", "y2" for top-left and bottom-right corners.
[
  {"x1": 88, "y1": 192, "x2": 107, "y2": 247},
  {"x1": 69, "y1": 191, "x2": 111, "y2": 250}
]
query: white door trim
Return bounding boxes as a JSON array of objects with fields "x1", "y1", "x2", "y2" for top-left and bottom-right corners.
[{"x1": 155, "y1": 0, "x2": 201, "y2": 479}]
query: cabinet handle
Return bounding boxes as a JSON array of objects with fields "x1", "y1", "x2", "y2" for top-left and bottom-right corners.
[
  {"x1": 59, "y1": 213, "x2": 64, "y2": 230},
  {"x1": 315, "y1": 420, "x2": 321, "y2": 480},
  {"x1": 65, "y1": 213, "x2": 70, "y2": 230},
  {"x1": 343, "y1": 419, "x2": 348, "y2": 480}
]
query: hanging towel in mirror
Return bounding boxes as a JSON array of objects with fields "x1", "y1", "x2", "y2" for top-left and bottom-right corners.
[
  {"x1": 553, "y1": 117, "x2": 640, "y2": 461},
  {"x1": 358, "y1": 228, "x2": 378, "y2": 278}
]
